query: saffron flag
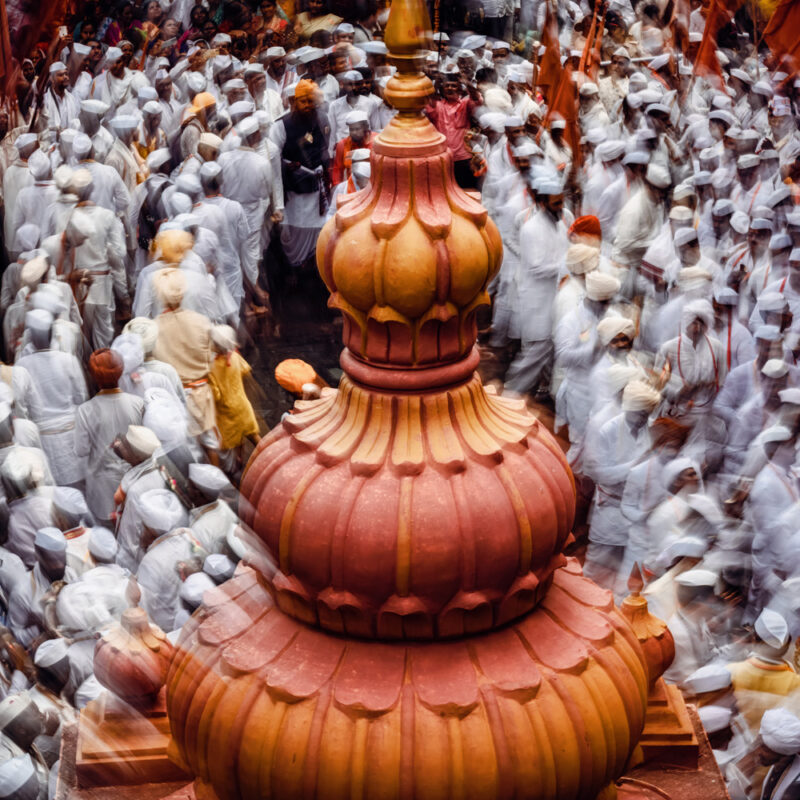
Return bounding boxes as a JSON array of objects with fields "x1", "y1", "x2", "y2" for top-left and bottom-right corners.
[
  {"x1": 763, "y1": 0, "x2": 800, "y2": 69},
  {"x1": 537, "y1": 0, "x2": 561, "y2": 101},
  {"x1": 692, "y1": 0, "x2": 727, "y2": 91},
  {"x1": 546, "y1": 64, "x2": 582, "y2": 169}
]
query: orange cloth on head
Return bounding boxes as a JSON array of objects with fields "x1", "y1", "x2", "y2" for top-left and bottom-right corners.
[
  {"x1": 569, "y1": 215, "x2": 602, "y2": 242},
  {"x1": 294, "y1": 79, "x2": 317, "y2": 101},
  {"x1": 274, "y1": 359, "x2": 318, "y2": 396},
  {"x1": 89, "y1": 348, "x2": 124, "y2": 389}
]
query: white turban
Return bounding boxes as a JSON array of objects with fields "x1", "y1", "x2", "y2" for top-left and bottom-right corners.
[
  {"x1": 606, "y1": 363, "x2": 643, "y2": 393},
  {"x1": 760, "y1": 708, "x2": 800, "y2": 755},
  {"x1": 123, "y1": 317, "x2": 158, "y2": 355},
  {"x1": 565, "y1": 243, "x2": 599, "y2": 275},
  {"x1": 597, "y1": 315, "x2": 635, "y2": 346},
  {"x1": 585, "y1": 271, "x2": 620, "y2": 301},
  {"x1": 661, "y1": 456, "x2": 696, "y2": 492},
  {"x1": 681, "y1": 298, "x2": 714, "y2": 332},
  {"x1": 621, "y1": 380, "x2": 661, "y2": 412},
  {"x1": 677, "y1": 266, "x2": 712, "y2": 292}
]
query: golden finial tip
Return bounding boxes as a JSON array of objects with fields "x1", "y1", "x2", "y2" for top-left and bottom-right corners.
[
  {"x1": 628, "y1": 562, "x2": 644, "y2": 596},
  {"x1": 383, "y1": 0, "x2": 432, "y2": 58}
]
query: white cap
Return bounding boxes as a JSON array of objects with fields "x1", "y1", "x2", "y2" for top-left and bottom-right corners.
[
  {"x1": 25, "y1": 308, "x2": 54, "y2": 337},
  {"x1": 89, "y1": 526, "x2": 118, "y2": 562},
  {"x1": 771, "y1": 232, "x2": 793, "y2": 251},
  {"x1": 186, "y1": 72, "x2": 207, "y2": 93},
  {"x1": 761, "y1": 709, "x2": 800, "y2": 754},
  {"x1": 512, "y1": 142, "x2": 541, "y2": 158},
  {"x1": 714, "y1": 287, "x2": 738, "y2": 306},
  {"x1": 125, "y1": 424, "x2": 160, "y2": 458},
  {"x1": 345, "y1": 109, "x2": 369, "y2": 126},
  {"x1": 780, "y1": 388, "x2": 800, "y2": 405},
  {"x1": 35, "y1": 527, "x2": 66, "y2": 553},
  {"x1": 0, "y1": 755, "x2": 36, "y2": 798},
  {"x1": 14, "y1": 133, "x2": 38, "y2": 152},
  {"x1": 682, "y1": 664, "x2": 732, "y2": 694},
  {"x1": 360, "y1": 41, "x2": 388, "y2": 55},
  {"x1": 622, "y1": 150, "x2": 649, "y2": 166},
  {"x1": 244, "y1": 62, "x2": 265, "y2": 76},
  {"x1": 762, "y1": 358, "x2": 790, "y2": 379},
  {"x1": 350, "y1": 148, "x2": 370, "y2": 163},
  {"x1": 142, "y1": 100, "x2": 162, "y2": 117},
  {"x1": 197, "y1": 159, "x2": 222, "y2": 184},
  {"x1": 138, "y1": 488, "x2": 187, "y2": 534},
  {"x1": 188, "y1": 463, "x2": 231, "y2": 494},
  {"x1": 179, "y1": 571, "x2": 215, "y2": 608},
  {"x1": 204, "y1": 553, "x2": 237, "y2": 583},
  {"x1": 298, "y1": 47, "x2": 326, "y2": 64},
  {"x1": 645, "y1": 164, "x2": 671, "y2": 189},
  {"x1": 737, "y1": 153, "x2": 760, "y2": 169},
  {"x1": 674, "y1": 227, "x2": 699, "y2": 248},
  {"x1": 110, "y1": 114, "x2": 139, "y2": 133},
  {"x1": 579, "y1": 82, "x2": 599, "y2": 96},
  {"x1": 34, "y1": 637, "x2": 69, "y2": 668},
  {"x1": 80, "y1": 98, "x2": 110, "y2": 116},
  {"x1": 238, "y1": 116, "x2": 259, "y2": 138},
  {"x1": 755, "y1": 607, "x2": 790, "y2": 648},
  {"x1": 0, "y1": 694, "x2": 34, "y2": 730},
  {"x1": 675, "y1": 568, "x2": 718, "y2": 588},
  {"x1": 146, "y1": 148, "x2": 171, "y2": 171},
  {"x1": 648, "y1": 53, "x2": 670, "y2": 70},
  {"x1": 698, "y1": 705, "x2": 734, "y2": 734},
  {"x1": 53, "y1": 486, "x2": 88, "y2": 518},
  {"x1": 105, "y1": 46, "x2": 123, "y2": 64}
]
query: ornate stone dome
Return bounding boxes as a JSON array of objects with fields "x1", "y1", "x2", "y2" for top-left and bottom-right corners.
[
  {"x1": 240, "y1": 374, "x2": 575, "y2": 639},
  {"x1": 165, "y1": 1, "x2": 662, "y2": 796},
  {"x1": 167, "y1": 558, "x2": 649, "y2": 800}
]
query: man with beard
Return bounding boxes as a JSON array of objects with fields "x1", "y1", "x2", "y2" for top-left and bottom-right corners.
[
  {"x1": 270, "y1": 79, "x2": 329, "y2": 271},
  {"x1": 42, "y1": 62, "x2": 80, "y2": 132}
]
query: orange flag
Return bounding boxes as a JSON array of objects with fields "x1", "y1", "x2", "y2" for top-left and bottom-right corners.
[
  {"x1": 587, "y1": 13, "x2": 605, "y2": 81},
  {"x1": 764, "y1": 0, "x2": 800, "y2": 69},
  {"x1": 578, "y1": 4, "x2": 599, "y2": 77},
  {"x1": 537, "y1": 0, "x2": 561, "y2": 101},
  {"x1": 692, "y1": 0, "x2": 726, "y2": 91},
  {"x1": 546, "y1": 64, "x2": 582, "y2": 169}
]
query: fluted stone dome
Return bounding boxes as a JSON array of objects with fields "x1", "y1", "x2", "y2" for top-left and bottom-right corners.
[{"x1": 165, "y1": 1, "x2": 662, "y2": 797}]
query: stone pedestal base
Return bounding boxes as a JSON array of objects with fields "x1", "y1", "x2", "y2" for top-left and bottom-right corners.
[
  {"x1": 55, "y1": 688, "x2": 190, "y2": 798},
  {"x1": 638, "y1": 678, "x2": 700, "y2": 768}
]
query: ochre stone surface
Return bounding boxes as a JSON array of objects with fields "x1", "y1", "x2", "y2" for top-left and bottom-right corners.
[{"x1": 166, "y1": 557, "x2": 650, "y2": 800}]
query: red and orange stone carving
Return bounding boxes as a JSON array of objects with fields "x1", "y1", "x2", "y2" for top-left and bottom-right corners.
[{"x1": 165, "y1": 0, "x2": 669, "y2": 797}]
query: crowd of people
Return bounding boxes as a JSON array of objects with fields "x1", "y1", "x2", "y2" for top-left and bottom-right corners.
[{"x1": 0, "y1": 0, "x2": 796, "y2": 797}]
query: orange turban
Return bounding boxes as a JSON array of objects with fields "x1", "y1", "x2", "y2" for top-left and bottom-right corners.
[
  {"x1": 275, "y1": 359, "x2": 319, "y2": 396},
  {"x1": 294, "y1": 79, "x2": 317, "y2": 101},
  {"x1": 89, "y1": 348, "x2": 124, "y2": 389},
  {"x1": 568, "y1": 215, "x2": 602, "y2": 243},
  {"x1": 190, "y1": 91, "x2": 216, "y2": 114}
]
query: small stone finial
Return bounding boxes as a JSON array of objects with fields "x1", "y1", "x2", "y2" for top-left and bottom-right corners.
[
  {"x1": 125, "y1": 576, "x2": 142, "y2": 608},
  {"x1": 94, "y1": 607, "x2": 174, "y2": 708},
  {"x1": 621, "y1": 571, "x2": 675, "y2": 689},
  {"x1": 628, "y1": 562, "x2": 645, "y2": 597}
]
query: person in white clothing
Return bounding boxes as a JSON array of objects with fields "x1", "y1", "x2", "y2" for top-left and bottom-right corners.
[{"x1": 504, "y1": 177, "x2": 568, "y2": 394}]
